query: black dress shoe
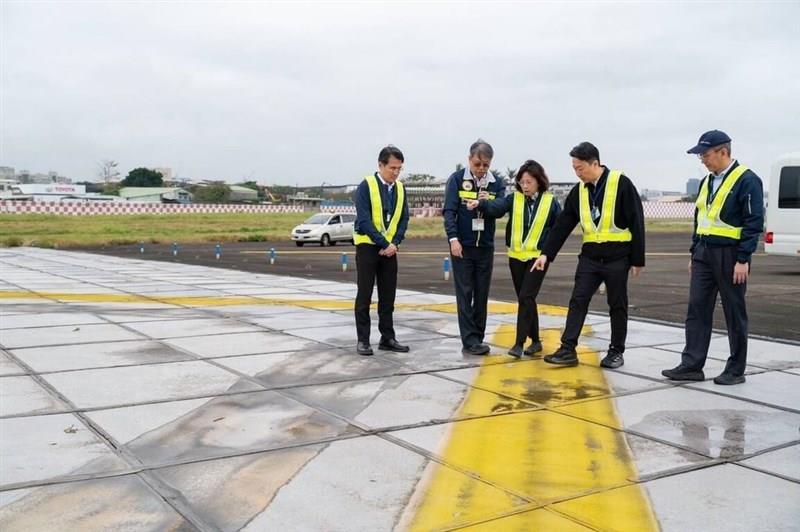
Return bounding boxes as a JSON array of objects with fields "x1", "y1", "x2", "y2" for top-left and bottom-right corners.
[
  {"x1": 600, "y1": 349, "x2": 624, "y2": 369},
  {"x1": 543, "y1": 347, "x2": 578, "y2": 366},
  {"x1": 378, "y1": 338, "x2": 410, "y2": 352},
  {"x1": 507, "y1": 343, "x2": 523, "y2": 358},
  {"x1": 356, "y1": 342, "x2": 374, "y2": 356},
  {"x1": 524, "y1": 340, "x2": 543, "y2": 357},
  {"x1": 462, "y1": 344, "x2": 491, "y2": 356},
  {"x1": 713, "y1": 373, "x2": 746, "y2": 385},
  {"x1": 661, "y1": 365, "x2": 704, "y2": 381}
]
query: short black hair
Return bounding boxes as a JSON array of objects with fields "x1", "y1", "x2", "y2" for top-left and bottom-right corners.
[
  {"x1": 378, "y1": 145, "x2": 404, "y2": 164},
  {"x1": 569, "y1": 142, "x2": 600, "y2": 163}
]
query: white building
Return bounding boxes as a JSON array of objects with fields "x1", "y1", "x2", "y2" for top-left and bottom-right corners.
[
  {"x1": 0, "y1": 183, "x2": 119, "y2": 202},
  {"x1": 118, "y1": 187, "x2": 192, "y2": 203}
]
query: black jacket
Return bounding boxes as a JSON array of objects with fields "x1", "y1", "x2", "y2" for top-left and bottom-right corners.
[
  {"x1": 479, "y1": 192, "x2": 562, "y2": 254},
  {"x1": 443, "y1": 169, "x2": 507, "y2": 248},
  {"x1": 691, "y1": 160, "x2": 764, "y2": 263},
  {"x1": 542, "y1": 167, "x2": 646, "y2": 267}
]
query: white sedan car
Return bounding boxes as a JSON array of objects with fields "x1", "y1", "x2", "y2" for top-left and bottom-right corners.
[{"x1": 291, "y1": 213, "x2": 356, "y2": 247}]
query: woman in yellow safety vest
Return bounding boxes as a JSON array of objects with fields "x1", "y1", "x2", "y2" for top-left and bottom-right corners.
[{"x1": 467, "y1": 160, "x2": 561, "y2": 358}]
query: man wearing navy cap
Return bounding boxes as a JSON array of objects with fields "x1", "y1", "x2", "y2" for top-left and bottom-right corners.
[{"x1": 662, "y1": 130, "x2": 764, "y2": 385}]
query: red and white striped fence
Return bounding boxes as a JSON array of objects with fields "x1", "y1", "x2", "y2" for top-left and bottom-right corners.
[
  {"x1": 0, "y1": 200, "x2": 303, "y2": 216},
  {"x1": 1, "y1": 200, "x2": 696, "y2": 219}
]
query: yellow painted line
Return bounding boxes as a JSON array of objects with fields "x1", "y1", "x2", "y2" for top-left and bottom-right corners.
[
  {"x1": 0, "y1": 291, "x2": 550, "y2": 316},
  {"x1": 408, "y1": 321, "x2": 658, "y2": 531}
]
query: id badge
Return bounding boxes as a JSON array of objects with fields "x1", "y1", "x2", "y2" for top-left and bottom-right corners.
[
  {"x1": 591, "y1": 206, "x2": 600, "y2": 221},
  {"x1": 472, "y1": 218, "x2": 485, "y2": 231},
  {"x1": 386, "y1": 212, "x2": 392, "y2": 224}
]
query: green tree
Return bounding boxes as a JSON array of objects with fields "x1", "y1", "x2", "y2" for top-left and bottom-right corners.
[
  {"x1": 193, "y1": 184, "x2": 231, "y2": 204},
  {"x1": 506, "y1": 166, "x2": 518, "y2": 182},
  {"x1": 122, "y1": 168, "x2": 163, "y2": 187},
  {"x1": 103, "y1": 183, "x2": 122, "y2": 196},
  {"x1": 455, "y1": 163, "x2": 464, "y2": 173},
  {"x1": 404, "y1": 173, "x2": 438, "y2": 184}
]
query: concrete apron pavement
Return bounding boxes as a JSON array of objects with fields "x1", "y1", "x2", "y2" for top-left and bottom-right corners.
[{"x1": 0, "y1": 247, "x2": 798, "y2": 532}]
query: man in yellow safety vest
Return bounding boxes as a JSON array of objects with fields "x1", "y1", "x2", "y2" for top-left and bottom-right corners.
[
  {"x1": 532, "y1": 142, "x2": 645, "y2": 368},
  {"x1": 663, "y1": 130, "x2": 764, "y2": 385},
  {"x1": 353, "y1": 145, "x2": 410, "y2": 356}
]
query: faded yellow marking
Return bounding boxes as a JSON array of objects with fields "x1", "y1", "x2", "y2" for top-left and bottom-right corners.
[
  {"x1": 2, "y1": 289, "x2": 657, "y2": 529},
  {"x1": 407, "y1": 322, "x2": 658, "y2": 531},
  {"x1": 0, "y1": 291, "x2": 564, "y2": 317}
]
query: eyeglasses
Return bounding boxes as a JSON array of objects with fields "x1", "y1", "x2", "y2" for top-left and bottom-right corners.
[{"x1": 697, "y1": 147, "x2": 722, "y2": 160}]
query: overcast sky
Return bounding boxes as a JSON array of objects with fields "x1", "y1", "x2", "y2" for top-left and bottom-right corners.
[{"x1": 2, "y1": 1, "x2": 798, "y2": 190}]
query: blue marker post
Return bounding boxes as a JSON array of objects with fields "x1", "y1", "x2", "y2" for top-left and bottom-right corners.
[
  {"x1": 269, "y1": 247, "x2": 276, "y2": 265},
  {"x1": 139, "y1": 241, "x2": 144, "y2": 254},
  {"x1": 443, "y1": 257, "x2": 450, "y2": 281},
  {"x1": 172, "y1": 242, "x2": 178, "y2": 256},
  {"x1": 341, "y1": 252, "x2": 348, "y2": 272},
  {"x1": 215, "y1": 243, "x2": 221, "y2": 260}
]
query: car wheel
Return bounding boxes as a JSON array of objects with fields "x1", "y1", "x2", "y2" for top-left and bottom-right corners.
[
  {"x1": 330, "y1": 240, "x2": 337, "y2": 246},
  {"x1": 295, "y1": 242, "x2": 304, "y2": 247},
  {"x1": 320, "y1": 234, "x2": 330, "y2": 247}
]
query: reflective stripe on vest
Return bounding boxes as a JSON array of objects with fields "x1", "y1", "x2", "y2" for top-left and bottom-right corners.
[
  {"x1": 353, "y1": 175, "x2": 405, "y2": 245},
  {"x1": 579, "y1": 170, "x2": 632, "y2": 243},
  {"x1": 694, "y1": 165, "x2": 748, "y2": 240},
  {"x1": 508, "y1": 191, "x2": 554, "y2": 261}
]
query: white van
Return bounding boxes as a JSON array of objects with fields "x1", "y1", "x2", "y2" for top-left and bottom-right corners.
[
  {"x1": 765, "y1": 152, "x2": 800, "y2": 257},
  {"x1": 291, "y1": 212, "x2": 356, "y2": 247}
]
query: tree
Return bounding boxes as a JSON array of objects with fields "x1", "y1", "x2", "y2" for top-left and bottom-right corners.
[
  {"x1": 122, "y1": 167, "x2": 163, "y2": 187},
  {"x1": 506, "y1": 166, "x2": 518, "y2": 182},
  {"x1": 193, "y1": 184, "x2": 231, "y2": 204},
  {"x1": 455, "y1": 163, "x2": 464, "y2": 173},
  {"x1": 97, "y1": 159, "x2": 120, "y2": 183},
  {"x1": 404, "y1": 173, "x2": 438, "y2": 185}
]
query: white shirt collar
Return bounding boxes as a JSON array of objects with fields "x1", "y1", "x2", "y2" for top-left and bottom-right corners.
[
  {"x1": 714, "y1": 159, "x2": 737, "y2": 180},
  {"x1": 467, "y1": 166, "x2": 496, "y2": 185},
  {"x1": 375, "y1": 172, "x2": 394, "y2": 190}
]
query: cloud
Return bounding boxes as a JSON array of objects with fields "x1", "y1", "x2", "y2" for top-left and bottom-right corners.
[{"x1": 2, "y1": 1, "x2": 798, "y2": 190}]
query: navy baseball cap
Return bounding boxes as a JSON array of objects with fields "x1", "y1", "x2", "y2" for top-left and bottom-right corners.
[{"x1": 687, "y1": 130, "x2": 732, "y2": 154}]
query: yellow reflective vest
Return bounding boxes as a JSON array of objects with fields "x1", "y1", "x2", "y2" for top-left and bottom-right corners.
[
  {"x1": 579, "y1": 170, "x2": 633, "y2": 243},
  {"x1": 508, "y1": 191, "x2": 554, "y2": 261},
  {"x1": 353, "y1": 175, "x2": 405, "y2": 246},
  {"x1": 694, "y1": 165, "x2": 748, "y2": 240}
]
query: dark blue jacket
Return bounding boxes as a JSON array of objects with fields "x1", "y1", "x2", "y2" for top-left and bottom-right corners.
[
  {"x1": 354, "y1": 173, "x2": 409, "y2": 249},
  {"x1": 479, "y1": 192, "x2": 562, "y2": 252},
  {"x1": 443, "y1": 169, "x2": 507, "y2": 247},
  {"x1": 691, "y1": 161, "x2": 764, "y2": 263}
]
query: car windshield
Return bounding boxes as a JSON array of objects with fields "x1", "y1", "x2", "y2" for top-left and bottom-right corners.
[{"x1": 303, "y1": 214, "x2": 330, "y2": 225}]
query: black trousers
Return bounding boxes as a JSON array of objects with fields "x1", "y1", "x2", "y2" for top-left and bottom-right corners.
[
  {"x1": 451, "y1": 246, "x2": 494, "y2": 348},
  {"x1": 354, "y1": 244, "x2": 397, "y2": 343},
  {"x1": 508, "y1": 257, "x2": 548, "y2": 345},
  {"x1": 562, "y1": 255, "x2": 630, "y2": 352},
  {"x1": 681, "y1": 243, "x2": 748, "y2": 376}
]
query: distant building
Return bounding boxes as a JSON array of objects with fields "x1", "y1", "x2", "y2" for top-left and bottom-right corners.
[
  {"x1": 0, "y1": 183, "x2": 118, "y2": 202},
  {"x1": 119, "y1": 187, "x2": 192, "y2": 204},
  {"x1": 229, "y1": 185, "x2": 259, "y2": 203},
  {"x1": 287, "y1": 192, "x2": 323, "y2": 209},
  {"x1": 642, "y1": 189, "x2": 686, "y2": 202},
  {"x1": 686, "y1": 178, "x2": 701, "y2": 197},
  {"x1": 0, "y1": 167, "x2": 14, "y2": 180}
]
